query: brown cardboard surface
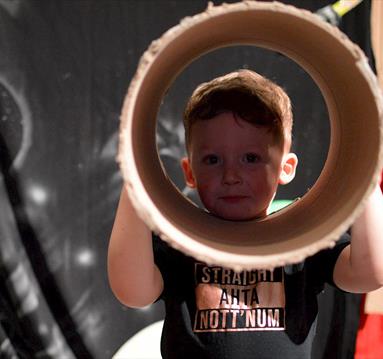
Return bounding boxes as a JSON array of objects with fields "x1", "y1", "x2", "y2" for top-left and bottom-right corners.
[{"x1": 119, "y1": 1, "x2": 383, "y2": 270}]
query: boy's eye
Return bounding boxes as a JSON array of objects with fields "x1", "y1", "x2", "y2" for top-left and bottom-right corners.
[
  {"x1": 243, "y1": 153, "x2": 260, "y2": 163},
  {"x1": 203, "y1": 154, "x2": 220, "y2": 165}
]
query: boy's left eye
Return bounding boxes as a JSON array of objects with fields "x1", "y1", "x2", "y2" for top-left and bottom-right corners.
[{"x1": 243, "y1": 153, "x2": 260, "y2": 163}]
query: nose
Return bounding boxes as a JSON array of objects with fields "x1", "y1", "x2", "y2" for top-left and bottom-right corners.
[{"x1": 222, "y1": 164, "x2": 242, "y2": 185}]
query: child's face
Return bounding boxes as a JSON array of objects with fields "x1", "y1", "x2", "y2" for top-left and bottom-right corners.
[{"x1": 181, "y1": 112, "x2": 297, "y2": 221}]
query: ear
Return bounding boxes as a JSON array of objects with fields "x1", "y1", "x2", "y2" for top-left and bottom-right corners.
[
  {"x1": 278, "y1": 153, "x2": 298, "y2": 185},
  {"x1": 181, "y1": 157, "x2": 196, "y2": 188}
]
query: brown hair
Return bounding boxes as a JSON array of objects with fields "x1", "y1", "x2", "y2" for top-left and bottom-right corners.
[{"x1": 183, "y1": 69, "x2": 293, "y2": 151}]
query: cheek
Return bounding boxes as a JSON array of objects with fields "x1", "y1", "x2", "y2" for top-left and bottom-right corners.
[
  {"x1": 194, "y1": 168, "x2": 219, "y2": 189},
  {"x1": 196, "y1": 181, "x2": 215, "y2": 200},
  {"x1": 248, "y1": 167, "x2": 280, "y2": 193},
  {"x1": 195, "y1": 178, "x2": 218, "y2": 208}
]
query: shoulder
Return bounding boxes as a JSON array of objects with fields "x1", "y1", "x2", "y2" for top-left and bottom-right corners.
[
  {"x1": 306, "y1": 232, "x2": 351, "y2": 286},
  {"x1": 309, "y1": 232, "x2": 350, "y2": 266},
  {"x1": 152, "y1": 233, "x2": 190, "y2": 264},
  {"x1": 152, "y1": 233, "x2": 196, "y2": 294}
]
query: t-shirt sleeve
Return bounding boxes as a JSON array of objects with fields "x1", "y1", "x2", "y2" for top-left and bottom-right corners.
[
  {"x1": 152, "y1": 233, "x2": 192, "y2": 300},
  {"x1": 307, "y1": 231, "x2": 350, "y2": 289}
]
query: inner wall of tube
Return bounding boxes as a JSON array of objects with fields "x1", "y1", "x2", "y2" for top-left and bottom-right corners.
[{"x1": 156, "y1": 45, "x2": 331, "y2": 213}]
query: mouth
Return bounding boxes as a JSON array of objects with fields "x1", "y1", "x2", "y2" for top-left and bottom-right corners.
[{"x1": 219, "y1": 195, "x2": 249, "y2": 203}]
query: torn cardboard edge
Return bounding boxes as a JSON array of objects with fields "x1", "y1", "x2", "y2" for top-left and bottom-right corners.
[{"x1": 119, "y1": 1, "x2": 383, "y2": 271}]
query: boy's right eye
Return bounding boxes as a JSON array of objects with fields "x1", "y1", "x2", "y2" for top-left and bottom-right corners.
[{"x1": 202, "y1": 154, "x2": 220, "y2": 165}]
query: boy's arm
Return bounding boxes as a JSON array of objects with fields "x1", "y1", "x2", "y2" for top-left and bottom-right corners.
[
  {"x1": 333, "y1": 184, "x2": 383, "y2": 293},
  {"x1": 107, "y1": 188, "x2": 164, "y2": 307}
]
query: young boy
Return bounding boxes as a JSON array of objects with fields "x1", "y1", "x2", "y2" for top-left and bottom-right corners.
[{"x1": 108, "y1": 70, "x2": 383, "y2": 358}]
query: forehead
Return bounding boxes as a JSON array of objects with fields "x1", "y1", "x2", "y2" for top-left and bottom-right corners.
[{"x1": 189, "y1": 113, "x2": 277, "y2": 151}]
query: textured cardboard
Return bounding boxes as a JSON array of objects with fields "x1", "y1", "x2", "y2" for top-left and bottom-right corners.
[{"x1": 119, "y1": 1, "x2": 383, "y2": 270}]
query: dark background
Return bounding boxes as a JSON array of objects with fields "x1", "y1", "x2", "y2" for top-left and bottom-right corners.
[{"x1": 0, "y1": 0, "x2": 373, "y2": 357}]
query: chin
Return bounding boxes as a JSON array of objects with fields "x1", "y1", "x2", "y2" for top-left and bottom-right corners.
[{"x1": 213, "y1": 211, "x2": 263, "y2": 221}]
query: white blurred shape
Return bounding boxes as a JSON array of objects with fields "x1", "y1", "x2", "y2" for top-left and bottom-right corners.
[
  {"x1": 28, "y1": 184, "x2": 48, "y2": 205},
  {"x1": 38, "y1": 323, "x2": 49, "y2": 336},
  {"x1": 112, "y1": 320, "x2": 163, "y2": 359},
  {"x1": 9, "y1": 264, "x2": 39, "y2": 314},
  {"x1": 76, "y1": 249, "x2": 95, "y2": 266}
]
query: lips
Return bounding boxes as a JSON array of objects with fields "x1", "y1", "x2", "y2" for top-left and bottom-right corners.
[{"x1": 219, "y1": 195, "x2": 249, "y2": 203}]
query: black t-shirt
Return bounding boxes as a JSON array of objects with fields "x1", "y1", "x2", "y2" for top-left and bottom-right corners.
[{"x1": 153, "y1": 234, "x2": 350, "y2": 359}]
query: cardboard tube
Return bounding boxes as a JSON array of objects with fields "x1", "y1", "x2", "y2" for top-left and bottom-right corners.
[{"x1": 119, "y1": 1, "x2": 383, "y2": 270}]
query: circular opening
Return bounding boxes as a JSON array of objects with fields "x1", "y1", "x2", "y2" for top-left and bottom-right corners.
[
  {"x1": 157, "y1": 45, "x2": 330, "y2": 210},
  {"x1": 120, "y1": 2, "x2": 382, "y2": 270}
]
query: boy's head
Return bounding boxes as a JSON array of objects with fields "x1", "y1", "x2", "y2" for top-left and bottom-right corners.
[
  {"x1": 183, "y1": 69, "x2": 293, "y2": 152},
  {"x1": 181, "y1": 69, "x2": 298, "y2": 221}
]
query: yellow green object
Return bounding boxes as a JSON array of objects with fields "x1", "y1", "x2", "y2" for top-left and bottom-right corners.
[{"x1": 332, "y1": 0, "x2": 363, "y2": 17}]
